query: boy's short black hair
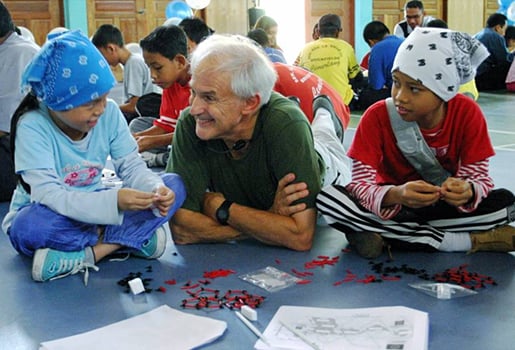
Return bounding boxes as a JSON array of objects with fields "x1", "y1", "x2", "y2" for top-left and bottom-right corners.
[
  {"x1": 247, "y1": 28, "x2": 270, "y2": 47},
  {"x1": 405, "y1": 1, "x2": 424, "y2": 10},
  {"x1": 426, "y1": 19, "x2": 448, "y2": 28},
  {"x1": 140, "y1": 25, "x2": 188, "y2": 60},
  {"x1": 178, "y1": 17, "x2": 213, "y2": 45},
  {"x1": 506, "y1": 25, "x2": 515, "y2": 40},
  {"x1": 486, "y1": 13, "x2": 507, "y2": 28},
  {"x1": 0, "y1": 2, "x2": 15, "y2": 37},
  {"x1": 363, "y1": 20, "x2": 390, "y2": 44},
  {"x1": 91, "y1": 24, "x2": 124, "y2": 47},
  {"x1": 318, "y1": 14, "x2": 341, "y2": 37}
]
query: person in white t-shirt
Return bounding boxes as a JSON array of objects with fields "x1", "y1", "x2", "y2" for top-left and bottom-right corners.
[{"x1": 0, "y1": 2, "x2": 40, "y2": 201}]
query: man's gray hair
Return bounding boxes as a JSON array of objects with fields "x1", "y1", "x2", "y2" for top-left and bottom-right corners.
[{"x1": 190, "y1": 34, "x2": 278, "y2": 106}]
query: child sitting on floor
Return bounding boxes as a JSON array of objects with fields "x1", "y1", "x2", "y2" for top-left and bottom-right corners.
[
  {"x1": 1, "y1": 30, "x2": 185, "y2": 284},
  {"x1": 316, "y1": 27, "x2": 515, "y2": 259},
  {"x1": 92, "y1": 24, "x2": 162, "y2": 123},
  {"x1": 129, "y1": 25, "x2": 192, "y2": 168}
]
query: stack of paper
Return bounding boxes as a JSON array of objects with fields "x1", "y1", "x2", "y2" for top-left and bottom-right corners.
[
  {"x1": 40, "y1": 305, "x2": 227, "y2": 350},
  {"x1": 255, "y1": 305, "x2": 428, "y2": 350}
]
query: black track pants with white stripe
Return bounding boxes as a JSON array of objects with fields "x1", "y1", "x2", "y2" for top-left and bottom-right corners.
[{"x1": 316, "y1": 186, "x2": 515, "y2": 250}]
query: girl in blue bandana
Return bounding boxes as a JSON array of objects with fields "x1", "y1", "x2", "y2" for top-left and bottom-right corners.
[{"x1": 2, "y1": 30, "x2": 185, "y2": 284}]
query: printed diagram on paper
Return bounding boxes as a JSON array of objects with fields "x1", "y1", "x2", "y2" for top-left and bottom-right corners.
[{"x1": 256, "y1": 305, "x2": 428, "y2": 350}]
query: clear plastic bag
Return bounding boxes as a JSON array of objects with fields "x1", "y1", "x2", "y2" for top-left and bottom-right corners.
[
  {"x1": 409, "y1": 282, "x2": 478, "y2": 299},
  {"x1": 239, "y1": 266, "x2": 301, "y2": 292}
]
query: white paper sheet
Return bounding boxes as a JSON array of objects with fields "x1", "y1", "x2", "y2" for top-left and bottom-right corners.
[
  {"x1": 255, "y1": 305, "x2": 429, "y2": 350},
  {"x1": 40, "y1": 305, "x2": 227, "y2": 350}
]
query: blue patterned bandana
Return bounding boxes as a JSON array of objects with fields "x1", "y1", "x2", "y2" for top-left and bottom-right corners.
[
  {"x1": 21, "y1": 30, "x2": 115, "y2": 111},
  {"x1": 392, "y1": 27, "x2": 489, "y2": 101}
]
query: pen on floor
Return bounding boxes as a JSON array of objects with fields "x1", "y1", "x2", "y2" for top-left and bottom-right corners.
[
  {"x1": 234, "y1": 310, "x2": 270, "y2": 346},
  {"x1": 279, "y1": 320, "x2": 321, "y2": 350}
]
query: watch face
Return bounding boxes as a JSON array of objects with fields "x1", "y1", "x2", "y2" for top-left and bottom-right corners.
[
  {"x1": 217, "y1": 207, "x2": 229, "y2": 223},
  {"x1": 216, "y1": 201, "x2": 232, "y2": 225}
]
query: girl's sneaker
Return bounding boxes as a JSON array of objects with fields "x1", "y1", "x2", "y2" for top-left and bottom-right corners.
[
  {"x1": 133, "y1": 226, "x2": 167, "y2": 259},
  {"x1": 32, "y1": 247, "x2": 97, "y2": 284}
]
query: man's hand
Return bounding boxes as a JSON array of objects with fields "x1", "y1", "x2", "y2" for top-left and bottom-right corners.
[
  {"x1": 133, "y1": 135, "x2": 156, "y2": 153},
  {"x1": 131, "y1": 127, "x2": 172, "y2": 153},
  {"x1": 440, "y1": 177, "x2": 473, "y2": 207},
  {"x1": 269, "y1": 173, "x2": 309, "y2": 216}
]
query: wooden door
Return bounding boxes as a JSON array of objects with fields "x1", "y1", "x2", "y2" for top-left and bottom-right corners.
[
  {"x1": 88, "y1": 0, "x2": 146, "y2": 44},
  {"x1": 86, "y1": 0, "x2": 174, "y2": 45},
  {"x1": 4, "y1": 0, "x2": 63, "y2": 46},
  {"x1": 205, "y1": 0, "x2": 248, "y2": 36}
]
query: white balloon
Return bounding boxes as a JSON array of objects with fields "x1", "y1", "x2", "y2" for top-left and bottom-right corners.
[
  {"x1": 17, "y1": 26, "x2": 35, "y2": 43},
  {"x1": 48, "y1": 27, "x2": 69, "y2": 36},
  {"x1": 163, "y1": 17, "x2": 182, "y2": 26},
  {"x1": 508, "y1": 2, "x2": 515, "y2": 21},
  {"x1": 185, "y1": 0, "x2": 211, "y2": 10}
]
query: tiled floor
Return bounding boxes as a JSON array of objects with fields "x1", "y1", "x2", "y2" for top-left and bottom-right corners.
[{"x1": 476, "y1": 92, "x2": 515, "y2": 151}]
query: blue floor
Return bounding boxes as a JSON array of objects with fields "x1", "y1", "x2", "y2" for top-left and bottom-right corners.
[{"x1": 0, "y1": 91, "x2": 514, "y2": 350}]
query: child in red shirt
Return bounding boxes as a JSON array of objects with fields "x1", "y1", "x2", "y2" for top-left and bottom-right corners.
[{"x1": 317, "y1": 28, "x2": 515, "y2": 258}]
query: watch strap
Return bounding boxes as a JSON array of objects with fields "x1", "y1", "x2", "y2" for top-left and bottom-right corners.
[{"x1": 215, "y1": 200, "x2": 233, "y2": 225}]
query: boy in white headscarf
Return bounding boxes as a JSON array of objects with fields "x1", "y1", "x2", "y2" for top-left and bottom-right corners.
[{"x1": 316, "y1": 27, "x2": 515, "y2": 259}]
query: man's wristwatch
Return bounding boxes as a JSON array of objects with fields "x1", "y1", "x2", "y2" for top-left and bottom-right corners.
[{"x1": 215, "y1": 200, "x2": 233, "y2": 225}]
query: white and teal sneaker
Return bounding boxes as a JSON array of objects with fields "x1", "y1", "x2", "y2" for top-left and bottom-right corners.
[
  {"x1": 32, "y1": 247, "x2": 98, "y2": 285},
  {"x1": 133, "y1": 226, "x2": 167, "y2": 259}
]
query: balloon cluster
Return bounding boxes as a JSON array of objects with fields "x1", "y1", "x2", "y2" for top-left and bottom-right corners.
[
  {"x1": 498, "y1": 0, "x2": 515, "y2": 25},
  {"x1": 165, "y1": 0, "x2": 211, "y2": 26}
]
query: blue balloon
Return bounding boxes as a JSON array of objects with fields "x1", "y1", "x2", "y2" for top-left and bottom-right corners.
[
  {"x1": 498, "y1": 0, "x2": 514, "y2": 10},
  {"x1": 165, "y1": 1, "x2": 193, "y2": 19}
]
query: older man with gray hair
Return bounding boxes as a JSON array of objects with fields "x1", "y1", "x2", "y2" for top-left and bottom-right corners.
[{"x1": 167, "y1": 34, "x2": 350, "y2": 251}]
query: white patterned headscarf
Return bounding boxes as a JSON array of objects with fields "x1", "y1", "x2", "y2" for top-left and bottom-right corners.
[
  {"x1": 392, "y1": 27, "x2": 489, "y2": 101},
  {"x1": 21, "y1": 30, "x2": 115, "y2": 111}
]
